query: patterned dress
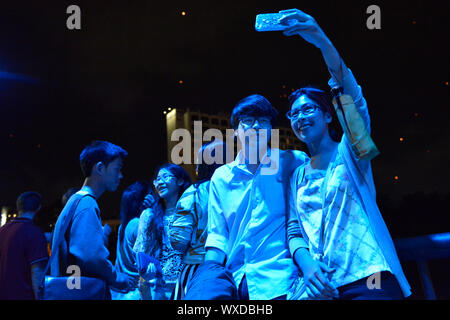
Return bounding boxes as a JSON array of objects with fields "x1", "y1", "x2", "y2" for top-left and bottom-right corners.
[
  {"x1": 160, "y1": 210, "x2": 185, "y2": 284},
  {"x1": 292, "y1": 151, "x2": 391, "y2": 290},
  {"x1": 133, "y1": 207, "x2": 184, "y2": 299}
]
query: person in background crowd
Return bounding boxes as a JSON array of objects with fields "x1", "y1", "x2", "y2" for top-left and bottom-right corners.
[
  {"x1": 0, "y1": 191, "x2": 48, "y2": 300},
  {"x1": 185, "y1": 94, "x2": 309, "y2": 300},
  {"x1": 50, "y1": 141, "x2": 138, "y2": 299},
  {"x1": 61, "y1": 187, "x2": 80, "y2": 206},
  {"x1": 134, "y1": 163, "x2": 191, "y2": 299},
  {"x1": 170, "y1": 140, "x2": 228, "y2": 299},
  {"x1": 110, "y1": 181, "x2": 150, "y2": 300},
  {"x1": 281, "y1": 9, "x2": 411, "y2": 299}
]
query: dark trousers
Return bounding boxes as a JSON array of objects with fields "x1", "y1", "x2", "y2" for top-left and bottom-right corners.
[
  {"x1": 336, "y1": 272, "x2": 403, "y2": 300},
  {"x1": 238, "y1": 275, "x2": 287, "y2": 300},
  {"x1": 184, "y1": 261, "x2": 238, "y2": 300},
  {"x1": 184, "y1": 261, "x2": 287, "y2": 300}
]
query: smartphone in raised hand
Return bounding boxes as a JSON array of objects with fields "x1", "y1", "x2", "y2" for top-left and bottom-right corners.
[{"x1": 255, "y1": 13, "x2": 289, "y2": 32}]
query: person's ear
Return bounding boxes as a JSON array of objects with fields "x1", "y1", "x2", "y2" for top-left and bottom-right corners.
[
  {"x1": 325, "y1": 112, "x2": 333, "y2": 124},
  {"x1": 94, "y1": 162, "x2": 105, "y2": 176},
  {"x1": 176, "y1": 178, "x2": 184, "y2": 187}
]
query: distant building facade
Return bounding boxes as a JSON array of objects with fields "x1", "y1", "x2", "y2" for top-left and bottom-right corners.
[{"x1": 165, "y1": 108, "x2": 305, "y2": 180}]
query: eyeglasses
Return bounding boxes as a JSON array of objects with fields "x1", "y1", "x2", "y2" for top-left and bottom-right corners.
[
  {"x1": 239, "y1": 117, "x2": 272, "y2": 128},
  {"x1": 153, "y1": 174, "x2": 176, "y2": 185},
  {"x1": 286, "y1": 104, "x2": 319, "y2": 120}
]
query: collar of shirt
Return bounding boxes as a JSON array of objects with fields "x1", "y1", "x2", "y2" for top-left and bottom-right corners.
[
  {"x1": 80, "y1": 185, "x2": 96, "y2": 199},
  {"x1": 231, "y1": 148, "x2": 280, "y2": 175}
]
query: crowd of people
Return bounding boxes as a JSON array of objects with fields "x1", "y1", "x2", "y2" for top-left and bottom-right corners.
[{"x1": 0, "y1": 9, "x2": 411, "y2": 300}]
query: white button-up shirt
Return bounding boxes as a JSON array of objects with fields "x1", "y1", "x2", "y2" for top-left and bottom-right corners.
[{"x1": 205, "y1": 148, "x2": 308, "y2": 300}]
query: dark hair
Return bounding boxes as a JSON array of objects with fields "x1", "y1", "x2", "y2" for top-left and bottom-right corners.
[
  {"x1": 118, "y1": 181, "x2": 149, "y2": 243},
  {"x1": 287, "y1": 86, "x2": 342, "y2": 142},
  {"x1": 150, "y1": 163, "x2": 192, "y2": 248},
  {"x1": 195, "y1": 140, "x2": 227, "y2": 185},
  {"x1": 62, "y1": 187, "x2": 79, "y2": 206},
  {"x1": 154, "y1": 163, "x2": 191, "y2": 201},
  {"x1": 230, "y1": 94, "x2": 278, "y2": 129},
  {"x1": 16, "y1": 191, "x2": 42, "y2": 213},
  {"x1": 79, "y1": 140, "x2": 128, "y2": 178}
]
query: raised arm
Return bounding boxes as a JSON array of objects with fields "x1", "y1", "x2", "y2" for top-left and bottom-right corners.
[{"x1": 280, "y1": 9, "x2": 370, "y2": 131}]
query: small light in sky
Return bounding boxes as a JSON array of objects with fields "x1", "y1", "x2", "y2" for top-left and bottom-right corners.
[
  {"x1": 179, "y1": 80, "x2": 183, "y2": 84},
  {"x1": 394, "y1": 176, "x2": 399, "y2": 181},
  {"x1": 446, "y1": 81, "x2": 449, "y2": 86},
  {"x1": 168, "y1": 107, "x2": 172, "y2": 111},
  {"x1": 163, "y1": 111, "x2": 167, "y2": 115},
  {"x1": 181, "y1": 11, "x2": 186, "y2": 16},
  {"x1": 412, "y1": 20, "x2": 417, "y2": 25},
  {"x1": 399, "y1": 137, "x2": 404, "y2": 142}
]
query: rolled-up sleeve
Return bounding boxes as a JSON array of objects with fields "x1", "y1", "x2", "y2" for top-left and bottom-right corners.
[
  {"x1": 328, "y1": 64, "x2": 371, "y2": 133},
  {"x1": 204, "y1": 178, "x2": 229, "y2": 255},
  {"x1": 287, "y1": 167, "x2": 309, "y2": 257}
]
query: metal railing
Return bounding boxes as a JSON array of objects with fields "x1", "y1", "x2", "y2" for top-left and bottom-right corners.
[{"x1": 394, "y1": 232, "x2": 450, "y2": 299}]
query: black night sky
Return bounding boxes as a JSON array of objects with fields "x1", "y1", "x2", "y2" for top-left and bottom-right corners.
[{"x1": 1, "y1": 0, "x2": 449, "y2": 288}]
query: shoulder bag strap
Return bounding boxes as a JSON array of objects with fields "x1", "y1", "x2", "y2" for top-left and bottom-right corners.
[{"x1": 41, "y1": 191, "x2": 94, "y2": 279}]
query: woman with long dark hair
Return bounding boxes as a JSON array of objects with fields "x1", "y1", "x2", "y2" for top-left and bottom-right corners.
[
  {"x1": 281, "y1": 9, "x2": 411, "y2": 299},
  {"x1": 133, "y1": 163, "x2": 191, "y2": 299},
  {"x1": 170, "y1": 140, "x2": 228, "y2": 300},
  {"x1": 110, "y1": 181, "x2": 149, "y2": 300}
]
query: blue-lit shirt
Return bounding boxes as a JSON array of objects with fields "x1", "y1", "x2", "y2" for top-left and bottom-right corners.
[
  {"x1": 288, "y1": 65, "x2": 411, "y2": 297},
  {"x1": 170, "y1": 181, "x2": 210, "y2": 265},
  {"x1": 290, "y1": 155, "x2": 391, "y2": 290},
  {"x1": 205, "y1": 148, "x2": 308, "y2": 300}
]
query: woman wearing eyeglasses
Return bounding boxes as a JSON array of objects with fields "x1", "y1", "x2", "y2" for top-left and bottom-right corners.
[
  {"x1": 281, "y1": 9, "x2": 411, "y2": 299},
  {"x1": 133, "y1": 163, "x2": 191, "y2": 299}
]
